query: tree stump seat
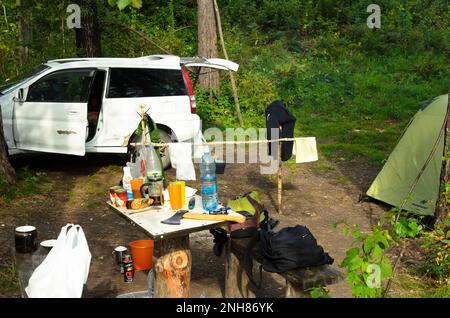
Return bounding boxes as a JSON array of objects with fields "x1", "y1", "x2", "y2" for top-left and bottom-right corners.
[{"x1": 225, "y1": 237, "x2": 345, "y2": 298}]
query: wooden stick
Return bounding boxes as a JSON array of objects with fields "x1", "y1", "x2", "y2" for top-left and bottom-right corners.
[
  {"x1": 130, "y1": 137, "x2": 298, "y2": 148},
  {"x1": 140, "y1": 105, "x2": 148, "y2": 147},
  {"x1": 278, "y1": 139, "x2": 283, "y2": 214},
  {"x1": 213, "y1": 0, "x2": 244, "y2": 127}
]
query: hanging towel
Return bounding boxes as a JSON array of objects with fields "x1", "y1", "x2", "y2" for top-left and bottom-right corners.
[
  {"x1": 168, "y1": 143, "x2": 196, "y2": 180},
  {"x1": 293, "y1": 137, "x2": 318, "y2": 163}
]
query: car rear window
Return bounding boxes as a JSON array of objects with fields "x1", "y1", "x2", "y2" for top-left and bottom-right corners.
[{"x1": 107, "y1": 68, "x2": 187, "y2": 98}]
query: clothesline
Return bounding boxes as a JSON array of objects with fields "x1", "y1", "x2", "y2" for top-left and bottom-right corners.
[{"x1": 130, "y1": 137, "x2": 299, "y2": 148}]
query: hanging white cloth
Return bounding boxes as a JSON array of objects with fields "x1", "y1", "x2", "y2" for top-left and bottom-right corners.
[
  {"x1": 168, "y1": 143, "x2": 196, "y2": 180},
  {"x1": 293, "y1": 137, "x2": 318, "y2": 163},
  {"x1": 192, "y1": 130, "x2": 209, "y2": 160}
]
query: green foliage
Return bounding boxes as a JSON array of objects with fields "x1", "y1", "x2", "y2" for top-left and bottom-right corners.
[
  {"x1": 384, "y1": 210, "x2": 423, "y2": 240},
  {"x1": 0, "y1": 167, "x2": 49, "y2": 201},
  {"x1": 308, "y1": 286, "x2": 331, "y2": 298},
  {"x1": 335, "y1": 208, "x2": 424, "y2": 298},
  {"x1": 335, "y1": 220, "x2": 393, "y2": 297},
  {"x1": 1, "y1": 1, "x2": 447, "y2": 171},
  {"x1": 108, "y1": 0, "x2": 143, "y2": 11},
  {"x1": 420, "y1": 218, "x2": 450, "y2": 285}
]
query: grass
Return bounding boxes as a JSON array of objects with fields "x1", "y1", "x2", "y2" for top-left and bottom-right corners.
[
  {"x1": 310, "y1": 161, "x2": 336, "y2": 174},
  {"x1": 86, "y1": 200, "x2": 103, "y2": 210},
  {"x1": 336, "y1": 176, "x2": 352, "y2": 185},
  {"x1": 0, "y1": 257, "x2": 20, "y2": 297},
  {"x1": 392, "y1": 272, "x2": 450, "y2": 298},
  {"x1": 0, "y1": 167, "x2": 52, "y2": 202},
  {"x1": 106, "y1": 165, "x2": 122, "y2": 174}
]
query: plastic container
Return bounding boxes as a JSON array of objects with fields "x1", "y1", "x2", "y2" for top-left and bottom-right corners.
[
  {"x1": 200, "y1": 153, "x2": 218, "y2": 211},
  {"x1": 122, "y1": 167, "x2": 134, "y2": 201},
  {"x1": 144, "y1": 144, "x2": 162, "y2": 178},
  {"x1": 129, "y1": 240, "x2": 154, "y2": 271}
]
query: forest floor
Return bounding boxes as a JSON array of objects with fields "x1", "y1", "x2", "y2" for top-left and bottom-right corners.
[{"x1": 0, "y1": 152, "x2": 424, "y2": 298}]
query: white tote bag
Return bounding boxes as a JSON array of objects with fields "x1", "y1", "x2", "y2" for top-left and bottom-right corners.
[{"x1": 25, "y1": 224, "x2": 92, "y2": 298}]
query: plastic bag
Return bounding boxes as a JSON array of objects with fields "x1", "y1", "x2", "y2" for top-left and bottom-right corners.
[
  {"x1": 168, "y1": 143, "x2": 196, "y2": 181},
  {"x1": 25, "y1": 224, "x2": 92, "y2": 298},
  {"x1": 192, "y1": 130, "x2": 209, "y2": 160}
]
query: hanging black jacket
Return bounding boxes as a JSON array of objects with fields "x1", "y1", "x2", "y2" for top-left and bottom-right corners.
[{"x1": 266, "y1": 100, "x2": 296, "y2": 161}]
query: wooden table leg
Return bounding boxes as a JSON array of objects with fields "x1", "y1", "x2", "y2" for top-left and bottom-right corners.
[{"x1": 154, "y1": 235, "x2": 191, "y2": 298}]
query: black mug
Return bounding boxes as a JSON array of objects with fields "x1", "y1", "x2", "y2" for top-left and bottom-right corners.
[{"x1": 15, "y1": 226, "x2": 38, "y2": 253}]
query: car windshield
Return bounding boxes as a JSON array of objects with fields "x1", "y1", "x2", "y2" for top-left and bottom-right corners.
[{"x1": 0, "y1": 64, "x2": 50, "y2": 95}]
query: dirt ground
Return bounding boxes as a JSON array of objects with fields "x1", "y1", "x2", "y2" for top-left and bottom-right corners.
[{"x1": 0, "y1": 152, "x2": 389, "y2": 298}]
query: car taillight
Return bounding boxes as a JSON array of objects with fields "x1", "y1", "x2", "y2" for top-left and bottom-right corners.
[{"x1": 181, "y1": 66, "x2": 196, "y2": 114}]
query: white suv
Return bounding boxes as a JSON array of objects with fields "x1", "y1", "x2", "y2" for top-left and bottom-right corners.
[{"x1": 0, "y1": 55, "x2": 238, "y2": 167}]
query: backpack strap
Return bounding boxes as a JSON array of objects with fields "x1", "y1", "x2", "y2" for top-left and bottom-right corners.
[{"x1": 243, "y1": 230, "x2": 263, "y2": 290}]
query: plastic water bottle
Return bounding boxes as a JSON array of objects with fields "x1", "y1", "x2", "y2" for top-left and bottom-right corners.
[
  {"x1": 144, "y1": 144, "x2": 162, "y2": 180},
  {"x1": 122, "y1": 166, "x2": 134, "y2": 202},
  {"x1": 200, "y1": 153, "x2": 218, "y2": 211}
]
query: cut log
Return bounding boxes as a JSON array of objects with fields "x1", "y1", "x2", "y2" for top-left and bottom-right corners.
[
  {"x1": 154, "y1": 236, "x2": 191, "y2": 298},
  {"x1": 225, "y1": 241, "x2": 256, "y2": 298}
]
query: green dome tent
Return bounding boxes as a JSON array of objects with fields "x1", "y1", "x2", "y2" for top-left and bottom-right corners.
[{"x1": 366, "y1": 94, "x2": 448, "y2": 216}]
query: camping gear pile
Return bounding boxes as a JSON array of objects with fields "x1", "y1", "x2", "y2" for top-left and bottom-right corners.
[{"x1": 107, "y1": 101, "x2": 333, "y2": 290}]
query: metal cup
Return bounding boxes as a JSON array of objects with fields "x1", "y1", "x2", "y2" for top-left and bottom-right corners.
[
  {"x1": 112, "y1": 246, "x2": 128, "y2": 273},
  {"x1": 15, "y1": 226, "x2": 38, "y2": 253}
]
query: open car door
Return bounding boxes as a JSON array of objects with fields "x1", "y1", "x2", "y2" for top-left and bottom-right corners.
[
  {"x1": 13, "y1": 69, "x2": 95, "y2": 156},
  {"x1": 180, "y1": 57, "x2": 239, "y2": 72}
]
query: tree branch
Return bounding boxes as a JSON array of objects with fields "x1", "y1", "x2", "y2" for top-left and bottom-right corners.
[
  {"x1": 1, "y1": 1, "x2": 7, "y2": 26},
  {"x1": 101, "y1": 20, "x2": 172, "y2": 55}
]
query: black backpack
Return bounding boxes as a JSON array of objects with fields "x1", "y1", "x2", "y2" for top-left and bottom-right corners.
[{"x1": 245, "y1": 219, "x2": 334, "y2": 288}]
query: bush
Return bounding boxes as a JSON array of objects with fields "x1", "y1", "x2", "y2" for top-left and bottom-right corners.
[{"x1": 420, "y1": 219, "x2": 450, "y2": 285}]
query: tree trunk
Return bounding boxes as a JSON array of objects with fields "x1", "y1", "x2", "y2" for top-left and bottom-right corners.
[
  {"x1": 197, "y1": 0, "x2": 219, "y2": 95},
  {"x1": 0, "y1": 108, "x2": 17, "y2": 185},
  {"x1": 435, "y1": 82, "x2": 450, "y2": 223},
  {"x1": 17, "y1": 0, "x2": 29, "y2": 65},
  {"x1": 75, "y1": 0, "x2": 101, "y2": 57}
]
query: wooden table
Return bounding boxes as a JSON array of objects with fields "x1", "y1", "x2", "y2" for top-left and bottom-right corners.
[{"x1": 108, "y1": 195, "x2": 230, "y2": 298}]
